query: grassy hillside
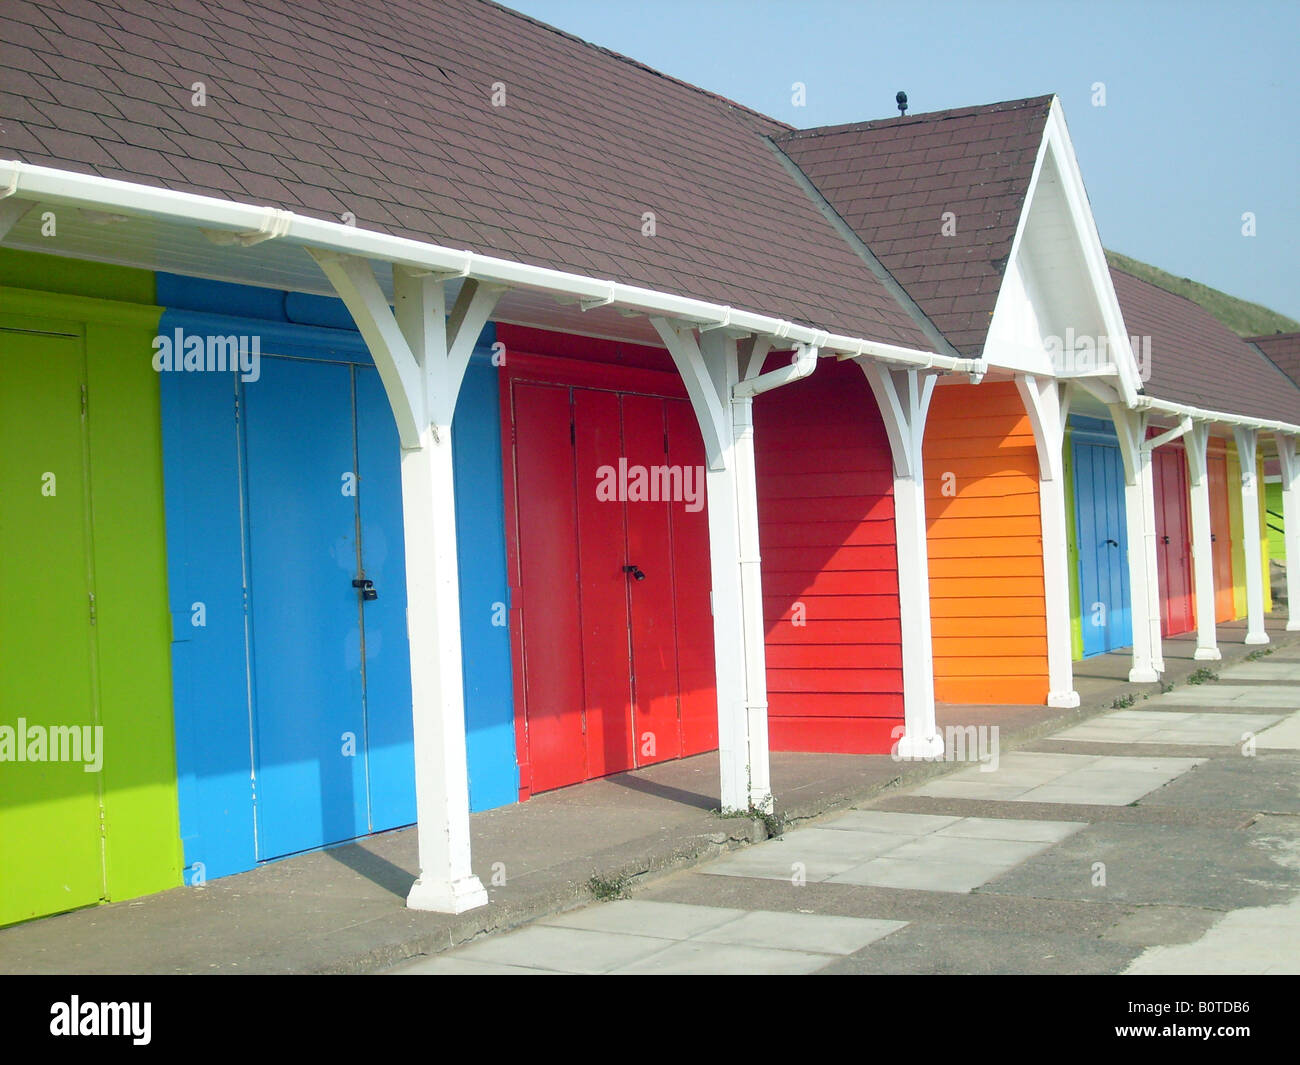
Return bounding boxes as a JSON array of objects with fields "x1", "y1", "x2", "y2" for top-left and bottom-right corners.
[{"x1": 1105, "y1": 250, "x2": 1300, "y2": 338}]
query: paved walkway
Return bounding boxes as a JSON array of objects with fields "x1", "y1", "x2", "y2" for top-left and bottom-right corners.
[
  {"x1": 2, "y1": 618, "x2": 1295, "y2": 974},
  {"x1": 393, "y1": 643, "x2": 1300, "y2": 975}
]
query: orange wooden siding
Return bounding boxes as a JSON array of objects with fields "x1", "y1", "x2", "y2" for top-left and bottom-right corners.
[
  {"x1": 923, "y1": 380, "x2": 1049, "y2": 705},
  {"x1": 755, "y1": 357, "x2": 903, "y2": 753}
]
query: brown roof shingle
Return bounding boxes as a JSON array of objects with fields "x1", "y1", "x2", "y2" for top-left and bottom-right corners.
[
  {"x1": 0, "y1": 0, "x2": 932, "y2": 348},
  {"x1": 774, "y1": 96, "x2": 1053, "y2": 355},
  {"x1": 1248, "y1": 333, "x2": 1300, "y2": 391},
  {"x1": 1111, "y1": 268, "x2": 1300, "y2": 426}
]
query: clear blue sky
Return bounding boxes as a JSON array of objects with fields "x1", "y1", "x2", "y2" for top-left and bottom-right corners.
[{"x1": 506, "y1": 0, "x2": 1300, "y2": 322}]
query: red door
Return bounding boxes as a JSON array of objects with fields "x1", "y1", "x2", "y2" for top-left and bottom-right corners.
[
  {"x1": 507, "y1": 372, "x2": 715, "y2": 794},
  {"x1": 1153, "y1": 447, "x2": 1195, "y2": 636}
]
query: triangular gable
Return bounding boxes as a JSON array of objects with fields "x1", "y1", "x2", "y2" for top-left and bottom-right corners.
[{"x1": 984, "y1": 98, "x2": 1142, "y2": 401}]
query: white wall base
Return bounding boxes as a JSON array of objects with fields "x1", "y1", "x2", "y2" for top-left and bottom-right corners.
[
  {"x1": 895, "y1": 731, "x2": 945, "y2": 759},
  {"x1": 407, "y1": 875, "x2": 489, "y2": 914},
  {"x1": 1047, "y1": 690, "x2": 1080, "y2": 708},
  {"x1": 1193, "y1": 647, "x2": 1223, "y2": 661},
  {"x1": 1128, "y1": 667, "x2": 1160, "y2": 683},
  {"x1": 1288, "y1": 619, "x2": 1300, "y2": 632},
  {"x1": 1245, "y1": 632, "x2": 1271, "y2": 645}
]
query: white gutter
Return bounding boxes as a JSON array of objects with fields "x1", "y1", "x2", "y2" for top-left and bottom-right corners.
[
  {"x1": 1134, "y1": 394, "x2": 1300, "y2": 439},
  {"x1": 0, "y1": 159, "x2": 981, "y2": 376}
]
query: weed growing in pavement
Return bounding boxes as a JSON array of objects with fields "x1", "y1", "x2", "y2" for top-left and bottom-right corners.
[
  {"x1": 587, "y1": 873, "x2": 631, "y2": 901},
  {"x1": 1245, "y1": 647, "x2": 1274, "y2": 662},
  {"x1": 1111, "y1": 694, "x2": 1136, "y2": 709},
  {"x1": 1187, "y1": 667, "x2": 1219, "y2": 685},
  {"x1": 1159, "y1": 680, "x2": 1176, "y2": 694}
]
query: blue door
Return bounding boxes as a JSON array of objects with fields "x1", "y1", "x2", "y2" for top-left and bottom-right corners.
[
  {"x1": 1072, "y1": 432, "x2": 1132, "y2": 656},
  {"x1": 244, "y1": 358, "x2": 414, "y2": 860},
  {"x1": 160, "y1": 286, "x2": 517, "y2": 885}
]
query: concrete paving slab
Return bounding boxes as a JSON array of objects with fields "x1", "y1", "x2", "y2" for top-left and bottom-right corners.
[
  {"x1": 1144, "y1": 686, "x2": 1300, "y2": 708},
  {"x1": 1055, "y1": 711, "x2": 1281, "y2": 746},
  {"x1": 450, "y1": 924, "x2": 674, "y2": 974},
  {"x1": 1218, "y1": 661, "x2": 1300, "y2": 682},
  {"x1": 908, "y1": 780, "x2": 1032, "y2": 801},
  {"x1": 1258, "y1": 710, "x2": 1300, "y2": 750},
  {"x1": 933, "y1": 817, "x2": 1085, "y2": 843},
  {"x1": 827, "y1": 857, "x2": 1011, "y2": 893},
  {"x1": 883, "y1": 835, "x2": 1048, "y2": 866},
  {"x1": 826, "y1": 810, "x2": 962, "y2": 835},
  {"x1": 769, "y1": 827, "x2": 908, "y2": 861},
  {"x1": 692, "y1": 910, "x2": 905, "y2": 955},
  {"x1": 914, "y1": 753, "x2": 1202, "y2": 805},
  {"x1": 540, "y1": 899, "x2": 745, "y2": 940},
  {"x1": 700, "y1": 844, "x2": 855, "y2": 883},
  {"x1": 610, "y1": 939, "x2": 831, "y2": 975}
]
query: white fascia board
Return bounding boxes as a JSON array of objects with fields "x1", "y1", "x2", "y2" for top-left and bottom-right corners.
[{"x1": 0, "y1": 158, "x2": 983, "y2": 377}]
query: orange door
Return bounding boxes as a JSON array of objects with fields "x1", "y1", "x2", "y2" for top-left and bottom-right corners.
[{"x1": 1207, "y1": 450, "x2": 1235, "y2": 623}]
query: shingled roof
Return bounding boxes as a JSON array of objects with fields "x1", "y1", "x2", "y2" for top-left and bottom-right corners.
[
  {"x1": 774, "y1": 96, "x2": 1053, "y2": 356},
  {"x1": 0, "y1": 0, "x2": 932, "y2": 348},
  {"x1": 1248, "y1": 333, "x2": 1300, "y2": 390},
  {"x1": 1110, "y1": 267, "x2": 1300, "y2": 426}
]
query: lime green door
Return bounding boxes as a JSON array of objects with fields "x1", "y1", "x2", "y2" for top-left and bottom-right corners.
[{"x1": 0, "y1": 327, "x2": 105, "y2": 925}]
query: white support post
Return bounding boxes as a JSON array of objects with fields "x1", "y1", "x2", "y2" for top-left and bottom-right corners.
[
  {"x1": 1233, "y1": 426, "x2": 1270, "y2": 644},
  {"x1": 309, "y1": 250, "x2": 500, "y2": 913},
  {"x1": 1016, "y1": 375, "x2": 1079, "y2": 708},
  {"x1": 652, "y1": 319, "x2": 772, "y2": 813},
  {"x1": 859, "y1": 361, "x2": 943, "y2": 758},
  {"x1": 1277, "y1": 433, "x2": 1300, "y2": 631},
  {"x1": 1110, "y1": 405, "x2": 1162, "y2": 681},
  {"x1": 1184, "y1": 422, "x2": 1221, "y2": 660}
]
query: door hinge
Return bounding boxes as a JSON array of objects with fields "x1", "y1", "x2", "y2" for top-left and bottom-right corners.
[{"x1": 88, "y1": 592, "x2": 96, "y2": 624}]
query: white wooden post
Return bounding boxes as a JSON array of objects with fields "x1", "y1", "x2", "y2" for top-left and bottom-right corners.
[
  {"x1": 859, "y1": 361, "x2": 943, "y2": 758},
  {"x1": 1276, "y1": 433, "x2": 1300, "y2": 631},
  {"x1": 1110, "y1": 406, "x2": 1162, "y2": 680},
  {"x1": 309, "y1": 250, "x2": 499, "y2": 912},
  {"x1": 1016, "y1": 375, "x2": 1079, "y2": 707},
  {"x1": 1233, "y1": 426, "x2": 1270, "y2": 644},
  {"x1": 652, "y1": 319, "x2": 772, "y2": 813},
  {"x1": 1183, "y1": 421, "x2": 1221, "y2": 660}
]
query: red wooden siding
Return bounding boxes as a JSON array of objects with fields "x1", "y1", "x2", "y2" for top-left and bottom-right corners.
[
  {"x1": 754, "y1": 357, "x2": 904, "y2": 753},
  {"x1": 923, "y1": 380, "x2": 1049, "y2": 705}
]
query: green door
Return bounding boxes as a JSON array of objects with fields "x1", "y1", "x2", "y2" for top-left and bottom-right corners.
[{"x1": 0, "y1": 327, "x2": 105, "y2": 925}]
